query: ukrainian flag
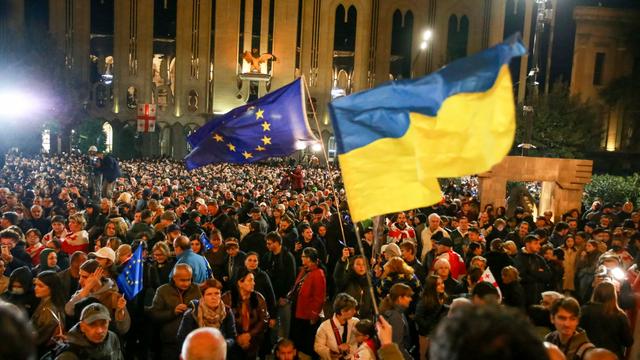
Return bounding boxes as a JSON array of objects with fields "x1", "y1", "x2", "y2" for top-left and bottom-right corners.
[{"x1": 329, "y1": 36, "x2": 526, "y2": 222}]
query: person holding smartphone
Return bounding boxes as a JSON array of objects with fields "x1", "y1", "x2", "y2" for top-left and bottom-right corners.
[{"x1": 1, "y1": 229, "x2": 32, "y2": 276}]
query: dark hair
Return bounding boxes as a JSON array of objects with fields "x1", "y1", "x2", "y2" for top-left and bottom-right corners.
[
  {"x1": 523, "y1": 234, "x2": 539, "y2": 244},
  {"x1": 471, "y1": 282, "x2": 499, "y2": 303},
  {"x1": 48, "y1": 239, "x2": 62, "y2": 251},
  {"x1": 250, "y1": 221, "x2": 261, "y2": 232},
  {"x1": 553, "y1": 222, "x2": 570, "y2": 233},
  {"x1": 421, "y1": 274, "x2": 447, "y2": 310},
  {"x1": 399, "y1": 241, "x2": 416, "y2": 254},
  {"x1": 265, "y1": 231, "x2": 282, "y2": 244},
  {"x1": 80, "y1": 259, "x2": 100, "y2": 274},
  {"x1": 0, "y1": 229, "x2": 20, "y2": 243},
  {"x1": 37, "y1": 270, "x2": 66, "y2": 309},
  {"x1": 332, "y1": 293, "x2": 358, "y2": 315},
  {"x1": 25, "y1": 228, "x2": 42, "y2": 238},
  {"x1": 429, "y1": 306, "x2": 547, "y2": 360},
  {"x1": 235, "y1": 267, "x2": 253, "y2": 284},
  {"x1": 355, "y1": 319, "x2": 376, "y2": 338},
  {"x1": 550, "y1": 297, "x2": 581, "y2": 317}
]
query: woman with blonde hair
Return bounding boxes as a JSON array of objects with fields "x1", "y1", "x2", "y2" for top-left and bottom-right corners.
[
  {"x1": 61, "y1": 213, "x2": 88, "y2": 254},
  {"x1": 376, "y1": 256, "x2": 421, "y2": 298}
]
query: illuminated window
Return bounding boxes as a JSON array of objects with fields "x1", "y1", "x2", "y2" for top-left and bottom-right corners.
[{"x1": 103, "y1": 122, "x2": 113, "y2": 152}]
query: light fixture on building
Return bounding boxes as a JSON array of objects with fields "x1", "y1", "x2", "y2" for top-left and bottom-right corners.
[{"x1": 311, "y1": 143, "x2": 322, "y2": 153}]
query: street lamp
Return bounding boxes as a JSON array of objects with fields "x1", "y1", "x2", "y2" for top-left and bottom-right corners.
[
  {"x1": 412, "y1": 29, "x2": 433, "y2": 78},
  {"x1": 519, "y1": 0, "x2": 554, "y2": 156}
]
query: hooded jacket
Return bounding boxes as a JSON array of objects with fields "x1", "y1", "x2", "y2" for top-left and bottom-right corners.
[
  {"x1": 56, "y1": 323, "x2": 123, "y2": 360},
  {"x1": 65, "y1": 278, "x2": 131, "y2": 335},
  {"x1": 0, "y1": 266, "x2": 38, "y2": 315}
]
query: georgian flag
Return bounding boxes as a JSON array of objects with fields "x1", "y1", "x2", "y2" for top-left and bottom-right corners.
[{"x1": 480, "y1": 268, "x2": 502, "y2": 301}]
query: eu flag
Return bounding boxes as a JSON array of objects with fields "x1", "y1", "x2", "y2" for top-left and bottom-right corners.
[
  {"x1": 117, "y1": 245, "x2": 144, "y2": 301},
  {"x1": 185, "y1": 78, "x2": 317, "y2": 170},
  {"x1": 329, "y1": 35, "x2": 526, "y2": 221},
  {"x1": 200, "y1": 232, "x2": 213, "y2": 251}
]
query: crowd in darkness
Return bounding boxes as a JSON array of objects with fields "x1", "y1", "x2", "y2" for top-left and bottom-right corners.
[{"x1": 0, "y1": 151, "x2": 638, "y2": 360}]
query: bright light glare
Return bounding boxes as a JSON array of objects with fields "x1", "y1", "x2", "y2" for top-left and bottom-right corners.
[
  {"x1": 311, "y1": 143, "x2": 322, "y2": 153},
  {"x1": 0, "y1": 91, "x2": 33, "y2": 118},
  {"x1": 295, "y1": 141, "x2": 307, "y2": 150},
  {"x1": 420, "y1": 41, "x2": 428, "y2": 50},
  {"x1": 423, "y1": 29, "x2": 433, "y2": 41}
]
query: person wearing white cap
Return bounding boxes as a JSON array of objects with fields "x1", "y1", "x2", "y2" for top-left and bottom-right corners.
[
  {"x1": 93, "y1": 246, "x2": 117, "y2": 279},
  {"x1": 57, "y1": 302, "x2": 124, "y2": 359}
]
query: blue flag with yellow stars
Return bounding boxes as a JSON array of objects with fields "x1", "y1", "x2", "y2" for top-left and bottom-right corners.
[
  {"x1": 185, "y1": 78, "x2": 317, "y2": 170},
  {"x1": 200, "y1": 232, "x2": 213, "y2": 251},
  {"x1": 116, "y1": 245, "x2": 144, "y2": 301}
]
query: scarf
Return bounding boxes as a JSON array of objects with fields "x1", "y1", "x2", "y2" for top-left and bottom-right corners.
[{"x1": 197, "y1": 299, "x2": 226, "y2": 329}]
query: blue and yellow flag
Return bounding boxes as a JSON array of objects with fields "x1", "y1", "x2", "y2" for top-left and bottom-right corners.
[
  {"x1": 116, "y1": 245, "x2": 144, "y2": 301},
  {"x1": 329, "y1": 36, "x2": 526, "y2": 222},
  {"x1": 185, "y1": 78, "x2": 316, "y2": 170}
]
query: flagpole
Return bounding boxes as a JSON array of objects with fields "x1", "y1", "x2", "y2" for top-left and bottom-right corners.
[
  {"x1": 301, "y1": 75, "x2": 379, "y2": 318},
  {"x1": 301, "y1": 76, "x2": 348, "y2": 246}
]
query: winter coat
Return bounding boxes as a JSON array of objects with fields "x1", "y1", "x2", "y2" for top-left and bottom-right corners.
[
  {"x1": 176, "y1": 299, "x2": 237, "y2": 348},
  {"x1": 56, "y1": 323, "x2": 123, "y2": 360},
  {"x1": 64, "y1": 278, "x2": 131, "y2": 335},
  {"x1": 221, "y1": 290, "x2": 269, "y2": 358},
  {"x1": 333, "y1": 259, "x2": 376, "y2": 319},
  {"x1": 514, "y1": 250, "x2": 552, "y2": 307},
  {"x1": 145, "y1": 281, "x2": 201, "y2": 344},
  {"x1": 382, "y1": 305, "x2": 412, "y2": 360},
  {"x1": 560, "y1": 246, "x2": 578, "y2": 291},
  {"x1": 580, "y1": 302, "x2": 634, "y2": 359}
]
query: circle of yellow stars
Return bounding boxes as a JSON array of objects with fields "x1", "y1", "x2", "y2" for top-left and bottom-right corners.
[{"x1": 211, "y1": 107, "x2": 272, "y2": 159}]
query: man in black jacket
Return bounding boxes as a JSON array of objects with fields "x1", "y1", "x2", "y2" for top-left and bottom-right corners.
[
  {"x1": 514, "y1": 234, "x2": 552, "y2": 308},
  {"x1": 261, "y1": 232, "x2": 296, "y2": 339},
  {"x1": 96, "y1": 151, "x2": 121, "y2": 199}
]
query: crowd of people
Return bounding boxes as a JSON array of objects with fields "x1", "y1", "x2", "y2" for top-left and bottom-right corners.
[{"x1": 0, "y1": 150, "x2": 638, "y2": 360}]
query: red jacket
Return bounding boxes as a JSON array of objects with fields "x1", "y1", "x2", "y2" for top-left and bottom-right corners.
[{"x1": 293, "y1": 266, "x2": 326, "y2": 320}]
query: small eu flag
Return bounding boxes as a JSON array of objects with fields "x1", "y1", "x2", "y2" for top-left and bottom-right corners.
[
  {"x1": 117, "y1": 245, "x2": 144, "y2": 301},
  {"x1": 184, "y1": 78, "x2": 317, "y2": 170},
  {"x1": 200, "y1": 232, "x2": 213, "y2": 252}
]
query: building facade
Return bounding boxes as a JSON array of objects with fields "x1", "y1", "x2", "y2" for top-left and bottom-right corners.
[
  {"x1": 3, "y1": 0, "x2": 508, "y2": 159},
  {"x1": 571, "y1": 5, "x2": 640, "y2": 153}
]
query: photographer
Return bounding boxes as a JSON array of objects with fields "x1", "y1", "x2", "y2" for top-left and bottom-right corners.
[{"x1": 86, "y1": 146, "x2": 102, "y2": 201}]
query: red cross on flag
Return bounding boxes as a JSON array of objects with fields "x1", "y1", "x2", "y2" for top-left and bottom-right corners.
[{"x1": 137, "y1": 104, "x2": 156, "y2": 132}]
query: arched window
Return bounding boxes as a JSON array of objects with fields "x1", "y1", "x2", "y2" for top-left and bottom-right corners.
[
  {"x1": 446, "y1": 14, "x2": 468, "y2": 62},
  {"x1": 102, "y1": 122, "x2": 113, "y2": 152},
  {"x1": 390, "y1": 9, "x2": 413, "y2": 79},
  {"x1": 160, "y1": 126, "x2": 172, "y2": 156}
]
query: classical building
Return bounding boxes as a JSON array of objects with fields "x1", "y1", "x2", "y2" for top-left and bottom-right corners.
[
  {"x1": 2, "y1": 0, "x2": 509, "y2": 159},
  {"x1": 571, "y1": 5, "x2": 640, "y2": 153}
]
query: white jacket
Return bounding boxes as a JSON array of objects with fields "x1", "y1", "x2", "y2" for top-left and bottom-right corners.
[{"x1": 314, "y1": 315, "x2": 360, "y2": 360}]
